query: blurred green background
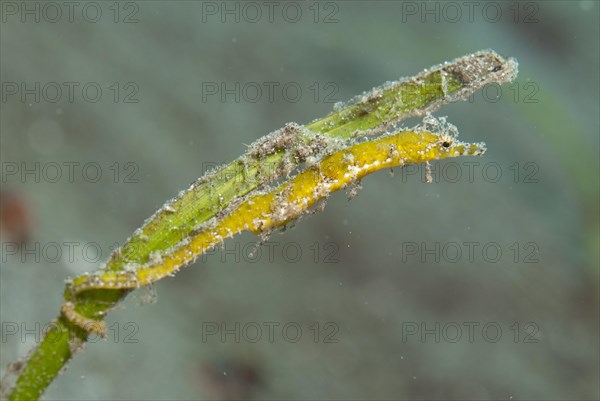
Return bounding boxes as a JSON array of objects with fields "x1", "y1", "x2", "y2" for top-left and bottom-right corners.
[{"x1": 1, "y1": 1, "x2": 598, "y2": 400}]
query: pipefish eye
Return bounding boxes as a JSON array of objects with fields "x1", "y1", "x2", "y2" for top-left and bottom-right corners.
[{"x1": 442, "y1": 141, "x2": 451, "y2": 148}]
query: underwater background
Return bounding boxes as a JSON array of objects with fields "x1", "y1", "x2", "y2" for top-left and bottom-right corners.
[{"x1": 1, "y1": 1, "x2": 598, "y2": 400}]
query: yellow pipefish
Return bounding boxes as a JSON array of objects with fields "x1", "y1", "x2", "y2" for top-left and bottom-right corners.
[{"x1": 62, "y1": 128, "x2": 485, "y2": 335}]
